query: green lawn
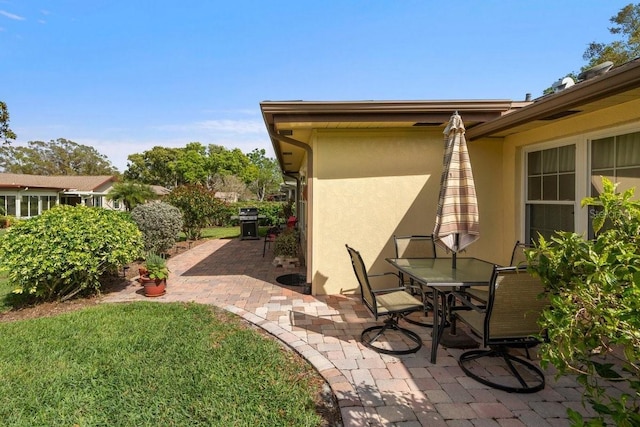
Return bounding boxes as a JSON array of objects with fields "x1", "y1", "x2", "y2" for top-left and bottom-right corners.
[
  {"x1": 0, "y1": 303, "x2": 325, "y2": 426},
  {"x1": 184, "y1": 226, "x2": 272, "y2": 240}
]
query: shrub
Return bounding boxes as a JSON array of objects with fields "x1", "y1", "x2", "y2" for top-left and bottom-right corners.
[
  {"x1": 0, "y1": 215, "x2": 18, "y2": 228},
  {"x1": 0, "y1": 205, "x2": 143, "y2": 302},
  {"x1": 224, "y1": 201, "x2": 289, "y2": 227},
  {"x1": 527, "y1": 177, "x2": 640, "y2": 426},
  {"x1": 274, "y1": 228, "x2": 299, "y2": 258},
  {"x1": 165, "y1": 185, "x2": 228, "y2": 240},
  {"x1": 143, "y1": 252, "x2": 169, "y2": 280},
  {"x1": 131, "y1": 202, "x2": 183, "y2": 254}
]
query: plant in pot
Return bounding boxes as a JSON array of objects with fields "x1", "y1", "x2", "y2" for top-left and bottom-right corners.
[
  {"x1": 273, "y1": 228, "x2": 300, "y2": 267},
  {"x1": 140, "y1": 252, "x2": 169, "y2": 297}
]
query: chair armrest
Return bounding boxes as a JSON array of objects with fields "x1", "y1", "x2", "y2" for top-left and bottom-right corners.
[
  {"x1": 371, "y1": 286, "x2": 410, "y2": 295},
  {"x1": 368, "y1": 272, "x2": 399, "y2": 279}
]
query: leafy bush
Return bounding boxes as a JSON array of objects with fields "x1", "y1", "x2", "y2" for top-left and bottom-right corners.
[
  {"x1": 165, "y1": 185, "x2": 228, "y2": 240},
  {"x1": 0, "y1": 205, "x2": 143, "y2": 302},
  {"x1": 223, "y1": 201, "x2": 288, "y2": 227},
  {"x1": 143, "y1": 252, "x2": 169, "y2": 280},
  {"x1": 131, "y1": 202, "x2": 183, "y2": 254},
  {"x1": 527, "y1": 177, "x2": 640, "y2": 426},
  {"x1": 0, "y1": 215, "x2": 18, "y2": 228},
  {"x1": 274, "y1": 228, "x2": 299, "y2": 258}
]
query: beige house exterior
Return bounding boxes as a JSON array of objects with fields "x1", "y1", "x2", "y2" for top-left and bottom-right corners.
[{"x1": 261, "y1": 58, "x2": 640, "y2": 296}]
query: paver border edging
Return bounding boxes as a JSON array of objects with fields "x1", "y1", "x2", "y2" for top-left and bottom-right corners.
[{"x1": 223, "y1": 304, "x2": 363, "y2": 413}]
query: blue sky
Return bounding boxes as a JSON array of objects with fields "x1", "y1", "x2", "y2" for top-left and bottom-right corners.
[{"x1": 0, "y1": 1, "x2": 630, "y2": 172}]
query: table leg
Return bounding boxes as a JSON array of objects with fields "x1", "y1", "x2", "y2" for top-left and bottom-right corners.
[{"x1": 430, "y1": 289, "x2": 448, "y2": 364}]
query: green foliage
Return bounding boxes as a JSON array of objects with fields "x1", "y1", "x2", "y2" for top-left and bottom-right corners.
[
  {"x1": 0, "y1": 138, "x2": 117, "y2": 175},
  {"x1": 274, "y1": 228, "x2": 299, "y2": 258},
  {"x1": 124, "y1": 146, "x2": 181, "y2": 188},
  {"x1": 143, "y1": 252, "x2": 169, "y2": 280},
  {"x1": 165, "y1": 185, "x2": 228, "y2": 240},
  {"x1": 218, "y1": 201, "x2": 288, "y2": 227},
  {"x1": 0, "y1": 101, "x2": 16, "y2": 144},
  {"x1": 583, "y1": 3, "x2": 640, "y2": 69},
  {"x1": 0, "y1": 215, "x2": 18, "y2": 228},
  {"x1": 246, "y1": 148, "x2": 284, "y2": 201},
  {"x1": 107, "y1": 181, "x2": 158, "y2": 211},
  {"x1": 0, "y1": 205, "x2": 143, "y2": 302},
  {"x1": 130, "y1": 202, "x2": 183, "y2": 254},
  {"x1": 526, "y1": 177, "x2": 640, "y2": 426},
  {"x1": 123, "y1": 143, "x2": 283, "y2": 201},
  {"x1": 544, "y1": 3, "x2": 640, "y2": 94}
]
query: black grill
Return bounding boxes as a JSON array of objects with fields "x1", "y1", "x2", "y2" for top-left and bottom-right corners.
[{"x1": 239, "y1": 207, "x2": 259, "y2": 240}]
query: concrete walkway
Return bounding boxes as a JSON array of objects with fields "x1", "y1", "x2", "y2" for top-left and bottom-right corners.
[{"x1": 102, "y1": 238, "x2": 597, "y2": 426}]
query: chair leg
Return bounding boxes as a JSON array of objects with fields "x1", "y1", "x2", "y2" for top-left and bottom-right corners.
[
  {"x1": 458, "y1": 347, "x2": 545, "y2": 393},
  {"x1": 361, "y1": 315, "x2": 422, "y2": 355}
]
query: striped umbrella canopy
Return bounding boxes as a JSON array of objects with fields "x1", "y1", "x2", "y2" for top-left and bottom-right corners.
[{"x1": 433, "y1": 112, "x2": 479, "y2": 268}]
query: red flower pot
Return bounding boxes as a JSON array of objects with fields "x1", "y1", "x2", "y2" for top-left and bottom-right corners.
[{"x1": 140, "y1": 277, "x2": 166, "y2": 297}]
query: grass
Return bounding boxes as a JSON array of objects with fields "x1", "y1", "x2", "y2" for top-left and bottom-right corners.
[
  {"x1": 0, "y1": 302, "x2": 325, "y2": 426},
  {"x1": 183, "y1": 226, "x2": 272, "y2": 240}
]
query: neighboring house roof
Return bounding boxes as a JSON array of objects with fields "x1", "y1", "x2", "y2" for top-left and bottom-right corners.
[
  {"x1": 0, "y1": 173, "x2": 117, "y2": 192},
  {"x1": 150, "y1": 185, "x2": 171, "y2": 196}
]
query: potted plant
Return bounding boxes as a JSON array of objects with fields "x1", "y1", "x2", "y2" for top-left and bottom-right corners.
[
  {"x1": 273, "y1": 228, "x2": 300, "y2": 267},
  {"x1": 140, "y1": 252, "x2": 169, "y2": 297}
]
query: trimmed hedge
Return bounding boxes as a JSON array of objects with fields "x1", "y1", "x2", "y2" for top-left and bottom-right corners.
[
  {"x1": 131, "y1": 202, "x2": 184, "y2": 254},
  {"x1": 0, "y1": 205, "x2": 143, "y2": 302}
]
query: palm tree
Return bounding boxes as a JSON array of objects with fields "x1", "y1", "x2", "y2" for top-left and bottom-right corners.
[{"x1": 107, "y1": 182, "x2": 158, "y2": 211}]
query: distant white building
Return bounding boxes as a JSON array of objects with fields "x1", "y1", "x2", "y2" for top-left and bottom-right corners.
[{"x1": 0, "y1": 173, "x2": 168, "y2": 218}]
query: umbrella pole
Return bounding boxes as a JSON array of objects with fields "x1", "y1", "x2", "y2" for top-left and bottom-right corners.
[{"x1": 452, "y1": 234, "x2": 458, "y2": 269}]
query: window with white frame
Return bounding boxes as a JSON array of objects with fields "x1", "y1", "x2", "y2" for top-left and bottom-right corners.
[
  {"x1": 524, "y1": 129, "x2": 640, "y2": 243},
  {"x1": 21, "y1": 195, "x2": 40, "y2": 218},
  {"x1": 40, "y1": 196, "x2": 57, "y2": 212},
  {"x1": 5, "y1": 196, "x2": 16, "y2": 216},
  {"x1": 588, "y1": 131, "x2": 640, "y2": 237},
  {"x1": 525, "y1": 144, "x2": 576, "y2": 243}
]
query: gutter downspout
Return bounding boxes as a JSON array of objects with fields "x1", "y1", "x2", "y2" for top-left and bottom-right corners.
[{"x1": 265, "y1": 124, "x2": 313, "y2": 294}]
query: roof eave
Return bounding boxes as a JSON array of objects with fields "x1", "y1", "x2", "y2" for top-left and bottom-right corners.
[{"x1": 466, "y1": 58, "x2": 640, "y2": 140}]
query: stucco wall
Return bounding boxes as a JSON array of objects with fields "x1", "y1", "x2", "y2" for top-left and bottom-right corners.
[
  {"x1": 309, "y1": 128, "x2": 504, "y2": 295},
  {"x1": 492, "y1": 97, "x2": 640, "y2": 255}
]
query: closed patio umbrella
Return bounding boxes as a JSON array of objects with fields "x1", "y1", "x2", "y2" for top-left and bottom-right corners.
[{"x1": 433, "y1": 112, "x2": 479, "y2": 268}]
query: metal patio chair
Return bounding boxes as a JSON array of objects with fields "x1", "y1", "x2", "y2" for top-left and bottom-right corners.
[
  {"x1": 464, "y1": 241, "x2": 533, "y2": 305},
  {"x1": 393, "y1": 234, "x2": 437, "y2": 324},
  {"x1": 346, "y1": 244, "x2": 424, "y2": 355},
  {"x1": 453, "y1": 265, "x2": 548, "y2": 393}
]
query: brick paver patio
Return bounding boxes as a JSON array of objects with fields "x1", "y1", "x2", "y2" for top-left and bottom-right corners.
[{"x1": 102, "y1": 238, "x2": 599, "y2": 426}]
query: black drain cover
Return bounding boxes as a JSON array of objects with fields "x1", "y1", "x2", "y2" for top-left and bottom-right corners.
[{"x1": 276, "y1": 273, "x2": 307, "y2": 286}]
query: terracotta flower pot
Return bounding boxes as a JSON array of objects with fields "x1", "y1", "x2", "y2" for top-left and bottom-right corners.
[{"x1": 141, "y1": 277, "x2": 166, "y2": 297}]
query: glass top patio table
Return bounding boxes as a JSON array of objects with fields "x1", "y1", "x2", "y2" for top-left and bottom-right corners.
[
  {"x1": 385, "y1": 257, "x2": 495, "y2": 363},
  {"x1": 385, "y1": 257, "x2": 494, "y2": 288}
]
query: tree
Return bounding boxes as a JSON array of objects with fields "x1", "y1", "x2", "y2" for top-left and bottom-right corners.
[
  {"x1": 124, "y1": 146, "x2": 180, "y2": 188},
  {"x1": 583, "y1": 3, "x2": 640, "y2": 68},
  {"x1": 174, "y1": 142, "x2": 209, "y2": 185},
  {"x1": 246, "y1": 148, "x2": 283, "y2": 201},
  {"x1": 0, "y1": 138, "x2": 117, "y2": 175},
  {"x1": 544, "y1": 3, "x2": 640, "y2": 94},
  {"x1": 165, "y1": 185, "x2": 227, "y2": 240},
  {"x1": 124, "y1": 143, "x2": 266, "y2": 199},
  {"x1": 0, "y1": 101, "x2": 16, "y2": 144},
  {"x1": 106, "y1": 181, "x2": 158, "y2": 211}
]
